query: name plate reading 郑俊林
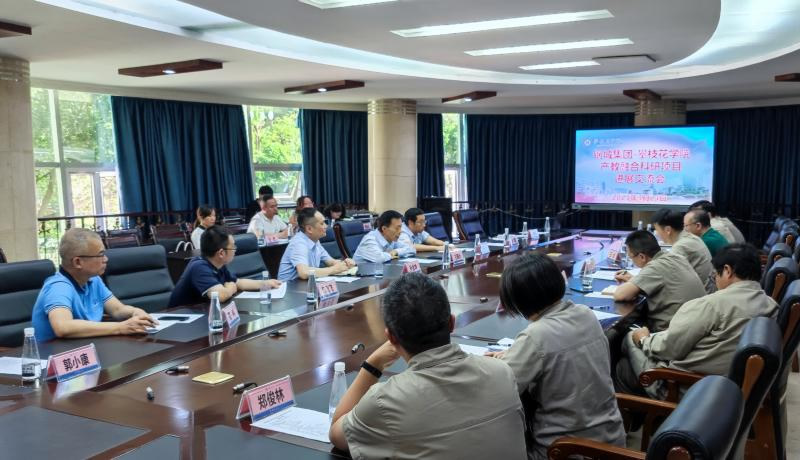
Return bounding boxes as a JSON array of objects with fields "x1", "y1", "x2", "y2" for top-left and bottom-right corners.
[
  {"x1": 236, "y1": 375, "x2": 296, "y2": 422},
  {"x1": 45, "y1": 343, "x2": 101, "y2": 382},
  {"x1": 222, "y1": 301, "x2": 241, "y2": 328}
]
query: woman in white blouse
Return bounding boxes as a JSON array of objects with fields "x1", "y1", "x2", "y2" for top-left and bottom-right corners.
[{"x1": 191, "y1": 204, "x2": 216, "y2": 250}]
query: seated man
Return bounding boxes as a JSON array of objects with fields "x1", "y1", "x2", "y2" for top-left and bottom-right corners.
[
  {"x1": 398, "y1": 208, "x2": 445, "y2": 253},
  {"x1": 353, "y1": 210, "x2": 413, "y2": 263},
  {"x1": 689, "y1": 200, "x2": 744, "y2": 244},
  {"x1": 31, "y1": 228, "x2": 157, "y2": 342},
  {"x1": 684, "y1": 209, "x2": 729, "y2": 256},
  {"x1": 614, "y1": 230, "x2": 706, "y2": 332},
  {"x1": 617, "y1": 244, "x2": 778, "y2": 399},
  {"x1": 651, "y1": 208, "x2": 716, "y2": 293},
  {"x1": 169, "y1": 226, "x2": 281, "y2": 306},
  {"x1": 247, "y1": 194, "x2": 288, "y2": 239},
  {"x1": 329, "y1": 273, "x2": 527, "y2": 458},
  {"x1": 277, "y1": 208, "x2": 355, "y2": 281},
  {"x1": 245, "y1": 185, "x2": 273, "y2": 223}
]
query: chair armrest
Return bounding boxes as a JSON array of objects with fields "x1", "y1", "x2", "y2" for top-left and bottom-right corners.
[
  {"x1": 548, "y1": 437, "x2": 646, "y2": 460},
  {"x1": 639, "y1": 368, "x2": 704, "y2": 402},
  {"x1": 616, "y1": 393, "x2": 678, "y2": 451}
]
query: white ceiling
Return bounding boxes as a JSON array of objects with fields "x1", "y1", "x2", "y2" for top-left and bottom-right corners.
[{"x1": 2, "y1": 0, "x2": 800, "y2": 111}]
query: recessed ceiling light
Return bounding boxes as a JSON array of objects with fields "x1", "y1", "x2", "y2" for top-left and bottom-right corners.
[
  {"x1": 466, "y1": 38, "x2": 633, "y2": 56},
  {"x1": 463, "y1": 97, "x2": 472, "y2": 102},
  {"x1": 519, "y1": 60, "x2": 599, "y2": 71},
  {"x1": 442, "y1": 91, "x2": 496, "y2": 104},
  {"x1": 298, "y1": 0, "x2": 395, "y2": 9},
  {"x1": 284, "y1": 80, "x2": 365, "y2": 94},
  {"x1": 317, "y1": 87, "x2": 327, "y2": 92},
  {"x1": 162, "y1": 69, "x2": 176, "y2": 74},
  {"x1": 118, "y1": 59, "x2": 222, "y2": 77},
  {"x1": 392, "y1": 10, "x2": 613, "y2": 38}
]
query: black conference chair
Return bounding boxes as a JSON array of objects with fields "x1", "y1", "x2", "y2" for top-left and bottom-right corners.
[
  {"x1": 549, "y1": 375, "x2": 744, "y2": 460},
  {"x1": 0, "y1": 259, "x2": 55, "y2": 347},
  {"x1": 763, "y1": 243, "x2": 793, "y2": 283},
  {"x1": 793, "y1": 242, "x2": 800, "y2": 264},
  {"x1": 763, "y1": 257, "x2": 799, "y2": 302},
  {"x1": 150, "y1": 224, "x2": 188, "y2": 253},
  {"x1": 764, "y1": 217, "x2": 791, "y2": 251},
  {"x1": 227, "y1": 233, "x2": 266, "y2": 280},
  {"x1": 104, "y1": 245, "x2": 174, "y2": 313},
  {"x1": 424, "y1": 212, "x2": 450, "y2": 242},
  {"x1": 320, "y1": 227, "x2": 343, "y2": 260},
  {"x1": 453, "y1": 209, "x2": 486, "y2": 241},
  {"x1": 103, "y1": 228, "x2": 141, "y2": 249},
  {"x1": 779, "y1": 224, "x2": 798, "y2": 250},
  {"x1": 771, "y1": 281, "x2": 800, "y2": 459},
  {"x1": 335, "y1": 219, "x2": 372, "y2": 258}
]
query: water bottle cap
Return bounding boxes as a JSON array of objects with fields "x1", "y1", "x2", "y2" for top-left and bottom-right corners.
[
  {"x1": 334, "y1": 362, "x2": 345, "y2": 372},
  {"x1": 24, "y1": 327, "x2": 34, "y2": 336},
  {"x1": 262, "y1": 270, "x2": 269, "y2": 278},
  {"x1": 210, "y1": 291, "x2": 219, "y2": 299}
]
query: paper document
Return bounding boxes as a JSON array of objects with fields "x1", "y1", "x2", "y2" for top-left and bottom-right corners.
[
  {"x1": 150, "y1": 313, "x2": 204, "y2": 323},
  {"x1": 592, "y1": 310, "x2": 622, "y2": 328},
  {"x1": 458, "y1": 344, "x2": 489, "y2": 356},
  {"x1": 146, "y1": 320, "x2": 182, "y2": 334},
  {"x1": 591, "y1": 271, "x2": 618, "y2": 281},
  {"x1": 235, "y1": 283, "x2": 287, "y2": 300},
  {"x1": 333, "y1": 277, "x2": 360, "y2": 283},
  {"x1": 601, "y1": 285, "x2": 618, "y2": 295},
  {"x1": 316, "y1": 277, "x2": 336, "y2": 282},
  {"x1": 252, "y1": 406, "x2": 330, "y2": 443},
  {"x1": 0, "y1": 357, "x2": 48, "y2": 376},
  {"x1": 585, "y1": 291, "x2": 615, "y2": 299}
]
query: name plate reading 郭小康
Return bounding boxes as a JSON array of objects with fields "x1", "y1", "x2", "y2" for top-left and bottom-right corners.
[{"x1": 45, "y1": 343, "x2": 101, "y2": 382}]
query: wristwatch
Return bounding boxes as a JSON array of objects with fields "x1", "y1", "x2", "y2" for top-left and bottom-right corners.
[{"x1": 361, "y1": 360, "x2": 382, "y2": 379}]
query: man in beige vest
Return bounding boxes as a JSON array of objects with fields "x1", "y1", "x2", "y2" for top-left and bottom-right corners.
[
  {"x1": 329, "y1": 273, "x2": 527, "y2": 459},
  {"x1": 616, "y1": 243, "x2": 777, "y2": 399},
  {"x1": 650, "y1": 208, "x2": 716, "y2": 293}
]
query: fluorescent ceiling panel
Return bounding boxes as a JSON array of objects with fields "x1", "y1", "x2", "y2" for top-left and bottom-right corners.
[
  {"x1": 519, "y1": 60, "x2": 599, "y2": 70},
  {"x1": 466, "y1": 38, "x2": 633, "y2": 56},
  {"x1": 392, "y1": 10, "x2": 613, "y2": 37},
  {"x1": 298, "y1": 0, "x2": 396, "y2": 9}
]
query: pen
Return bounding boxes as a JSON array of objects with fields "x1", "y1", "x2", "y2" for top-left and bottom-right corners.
[{"x1": 629, "y1": 324, "x2": 642, "y2": 331}]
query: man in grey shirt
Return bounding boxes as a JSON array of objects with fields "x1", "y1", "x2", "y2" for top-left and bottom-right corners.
[
  {"x1": 651, "y1": 208, "x2": 716, "y2": 293},
  {"x1": 617, "y1": 244, "x2": 778, "y2": 398},
  {"x1": 614, "y1": 230, "x2": 707, "y2": 332},
  {"x1": 329, "y1": 273, "x2": 527, "y2": 459}
]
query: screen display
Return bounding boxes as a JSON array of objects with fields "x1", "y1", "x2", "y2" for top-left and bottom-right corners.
[{"x1": 574, "y1": 126, "x2": 715, "y2": 207}]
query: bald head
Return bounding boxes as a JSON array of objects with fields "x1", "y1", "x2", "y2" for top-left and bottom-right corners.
[{"x1": 59, "y1": 228, "x2": 102, "y2": 267}]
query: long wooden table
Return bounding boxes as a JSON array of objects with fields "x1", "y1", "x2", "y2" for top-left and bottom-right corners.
[{"x1": 0, "y1": 229, "x2": 635, "y2": 459}]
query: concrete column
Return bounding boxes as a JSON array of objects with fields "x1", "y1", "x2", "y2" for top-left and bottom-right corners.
[
  {"x1": 0, "y1": 57, "x2": 37, "y2": 261},
  {"x1": 367, "y1": 99, "x2": 417, "y2": 214}
]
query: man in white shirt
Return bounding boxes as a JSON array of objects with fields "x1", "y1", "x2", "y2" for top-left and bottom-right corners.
[
  {"x1": 353, "y1": 210, "x2": 414, "y2": 263},
  {"x1": 398, "y1": 208, "x2": 446, "y2": 253},
  {"x1": 247, "y1": 195, "x2": 287, "y2": 239}
]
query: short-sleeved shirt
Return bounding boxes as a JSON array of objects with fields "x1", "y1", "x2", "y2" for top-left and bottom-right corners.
[
  {"x1": 342, "y1": 343, "x2": 527, "y2": 459},
  {"x1": 670, "y1": 231, "x2": 716, "y2": 293},
  {"x1": 700, "y1": 227, "x2": 729, "y2": 256},
  {"x1": 397, "y1": 223, "x2": 430, "y2": 255},
  {"x1": 31, "y1": 268, "x2": 114, "y2": 342},
  {"x1": 352, "y1": 230, "x2": 413, "y2": 264},
  {"x1": 277, "y1": 231, "x2": 333, "y2": 281},
  {"x1": 168, "y1": 257, "x2": 237, "y2": 307},
  {"x1": 501, "y1": 300, "x2": 625, "y2": 459},
  {"x1": 631, "y1": 250, "x2": 707, "y2": 331},
  {"x1": 714, "y1": 216, "x2": 745, "y2": 244},
  {"x1": 191, "y1": 226, "x2": 206, "y2": 250},
  {"x1": 247, "y1": 212, "x2": 287, "y2": 236}
]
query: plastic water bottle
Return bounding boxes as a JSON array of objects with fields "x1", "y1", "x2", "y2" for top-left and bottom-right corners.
[
  {"x1": 521, "y1": 221, "x2": 528, "y2": 235},
  {"x1": 637, "y1": 220, "x2": 643, "y2": 231},
  {"x1": 287, "y1": 224, "x2": 294, "y2": 238},
  {"x1": 474, "y1": 234, "x2": 481, "y2": 254},
  {"x1": 442, "y1": 244, "x2": 450, "y2": 270},
  {"x1": 503, "y1": 232, "x2": 510, "y2": 254},
  {"x1": 544, "y1": 217, "x2": 551, "y2": 236},
  {"x1": 647, "y1": 223, "x2": 653, "y2": 233},
  {"x1": 504, "y1": 227, "x2": 509, "y2": 240},
  {"x1": 208, "y1": 291, "x2": 223, "y2": 333},
  {"x1": 257, "y1": 221, "x2": 265, "y2": 246},
  {"x1": 21, "y1": 327, "x2": 40, "y2": 383},
  {"x1": 375, "y1": 262, "x2": 384, "y2": 279},
  {"x1": 328, "y1": 362, "x2": 348, "y2": 423},
  {"x1": 260, "y1": 270, "x2": 272, "y2": 305},
  {"x1": 307, "y1": 269, "x2": 317, "y2": 303}
]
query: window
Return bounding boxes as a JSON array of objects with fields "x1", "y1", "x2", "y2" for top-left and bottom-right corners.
[
  {"x1": 443, "y1": 113, "x2": 467, "y2": 202},
  {"x1": 245, "y1": 106, "x2": 303, "y2": 205}
]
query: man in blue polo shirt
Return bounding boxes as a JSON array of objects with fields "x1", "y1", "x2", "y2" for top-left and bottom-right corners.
[
  {"x1": 399, "y1": 208, "x2": 446, "y2": 253},
  {"x1": 169, "y1": 225, "x2": 283, "y2": 307},
  {"x1": 277, "y1": 208, "x2": 356, "y2": 281},
  {"x1": 353, "y1": 210, "x2": 413, "y2": 264},
  {"x1": 31, "y1": 228, "x2": 157, "y2": 342}
]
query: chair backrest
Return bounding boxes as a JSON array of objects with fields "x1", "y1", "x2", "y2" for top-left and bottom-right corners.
[
  {"x1": 103, "y1": 228, "x2": 141, "y2": 249},
  {"x1": 320, "y1": 226, "x2": 343, "y2": 260},
  {"x1": 763, "y1": 257, "x2": 799, "y2": 302},
  {"x1": 225, "y1": 223, "x2": 250, "y2": 235},
  {"x1": 764, "y1": 217, "x2": 791, "y2": 251},
  {"x1": 335, "y1": 219, "x2": 372, "y2": 258},
  {"x1": 793, "y1": 241, "x2": 800, "y2": 264},
  {"x1": 0, "y1": 259, "x2": 56, "y2": 347},
  {"x1": 647, "y1": 375, "x2": 743, "y2": 460},
  {"x1": 223, "y1": 215, "x2": 245, "y2": 226},
  {"x1": 779, "y1": 224, "x2": 798, "y2": 250},
  {"x1": 104, "y1": 245, "x2": 174, "y2": 313},
  {"x1": 0, "y1": 247, "x2": 6, "y2": 263},
  {"x1": 424, "y1": 212, "x2": 450, "y2": 242},
  {"x1": 227, "y1": 233, "x2": 266, "y2": 279},
  {"x1": 150, "y1": 224, "x2": 187, "y2": 243},
  {"x1": 778, "y1": 280, "x2": 800, "y2": 359},
  {"x1": 762, "y1": 243, "x2": 793, "y2": 282},
  {"x1": 453, "y1": 209, "x2": 486, "y2": 241},
  {"x1": 726, "y1": 317, "x2": 783, "y2": 459}
]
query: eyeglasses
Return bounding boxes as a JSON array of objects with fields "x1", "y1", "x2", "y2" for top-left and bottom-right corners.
[
  {"x1": 223, "y1": 247, "x2": 237, "y2": 253},
  {"x1": 77, "y1": 252, "x2": 106, "y2": 258}
]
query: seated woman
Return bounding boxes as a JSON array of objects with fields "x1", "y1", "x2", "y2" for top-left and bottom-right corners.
[
  {"x1": 486, "y1": 253, "x2": 625, "y2": 459},
  {"x1": 323, "y1": 202, "x2": 346, "y2": 223},
  {"x1": 288, "y1": 195, "x2": 315, "y2": 231},
  {"x1": 191, "y1": 204, "x2": 216, "y2": 250}
]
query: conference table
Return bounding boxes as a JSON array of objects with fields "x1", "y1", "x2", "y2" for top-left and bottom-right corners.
[{"x1": 0, "y1": 229, "x2": 637, "y2": 459}]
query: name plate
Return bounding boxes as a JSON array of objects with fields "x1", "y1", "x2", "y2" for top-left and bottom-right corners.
[
  {"x1": 606, "y1": 240, "x2": 623, "y2": 264},
  {"x1": 362, "y1": 222, "x2": 372, "y2": 232},
  {"x1": 509, "y1": 236, "x2": 519, "y2": 251},
  {"x1": 222, "y1": 301, "x2": 241, "y2": 328},
  {"x1": 45, "y1": 343, "x2": 101, "y2": 382},
  {"x1": 319, "y1": 294, "x2": 340, "y2": 309},
  {"x1": 402, "y1": 260, "x2": 421, "y2": 273},
  {"x1": 236, "y1": 375, "x2": 296, "y2": 422},
  {"x1": 450, "y1": 248, "x2": 466, "y2": 267},
  {"x1": 265, "y1": 234, "x2": 279, "y2": 244},
  {"x1": 316, "y1": 280, "x2": 339, "y2": 300}
]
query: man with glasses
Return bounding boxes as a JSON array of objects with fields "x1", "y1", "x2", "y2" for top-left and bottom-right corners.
[
  {"x1": 31, "y1": 228, "x2": 158, "y2": 342},
  {"x1": 398, "y1": 208, "x2": 446, "y2": 253},
  {"x1": 277, "y1": 208, "x2": 355, "y2": 281},
  {"x1": 169, "y1": 226, "x2": 282, "y2": 307}
]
